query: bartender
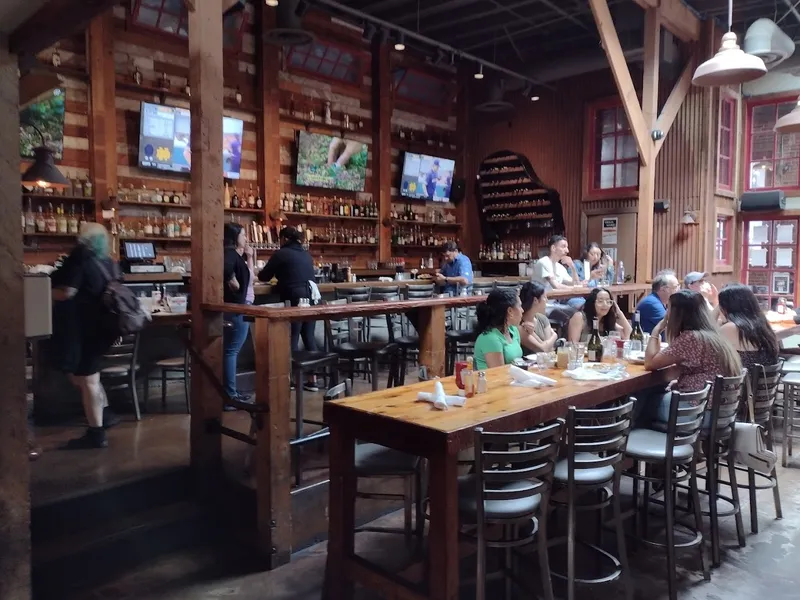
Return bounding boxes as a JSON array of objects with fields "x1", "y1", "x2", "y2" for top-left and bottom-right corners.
[
  {"x1": 258, "y1": 226, "x2": 320, "y2": 391},
  {"x1": 436, "y1": 241, "x2": 473, "y2": 295}
]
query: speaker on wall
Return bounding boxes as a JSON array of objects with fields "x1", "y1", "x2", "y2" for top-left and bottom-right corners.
[
  {"x1": 449, "y1": 177, "x2": 466, "y2": 203},
  {"x1": 654, "y1": 199, "x2": 670, "y2": 212},
  {"x1": 739, "y1": 190, "x2": 786, "y2": 212}
]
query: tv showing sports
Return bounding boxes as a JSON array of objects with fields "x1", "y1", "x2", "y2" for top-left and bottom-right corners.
[
  {"x1": 295, "y1": 131, "x2": 368, "y2": 192},
  {"x1": 20, "y1": 88, "x2": 65, "y2": 159},
  {"x1": 138, "y1": 102, "x2": 244, "y2": 179},
  {"x1": 400, "y1": 152, "x2": 455, "y2": 202}
]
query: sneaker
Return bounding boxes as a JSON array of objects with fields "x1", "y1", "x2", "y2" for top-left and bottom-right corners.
[
  {"x1": 64, "y1": 427, "x2": 108, "y2": 449},
  {"x1": 303, "y1": 382, "x2": 320, "y2": 392},
  {"x1": 236, "y1": 394, "x2": 253, "y2": 404},
  {"x1": 102, "y1": 407, "x2": 121, "y2": 429}
]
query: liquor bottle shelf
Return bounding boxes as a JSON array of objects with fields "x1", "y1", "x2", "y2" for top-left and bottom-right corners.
[
  {"x1": 23, "y1": 231, "x2": 79, "y2": 238},
  {"x1": 283, "y1": 212, "x2": 378, "y2": 222},
  {"x1": 23, "y1": 193, "x2": 95, "y2": 202},
  {"x1": 117, "y1": 200, "x2": 264, "y2": 213},
  {"x1": 119, "y1": 236, "x2": 191, "y2": 243}
]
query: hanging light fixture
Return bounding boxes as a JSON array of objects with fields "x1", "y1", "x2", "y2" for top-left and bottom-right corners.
[
  {"x1": 394, "y1": 33, "x2": 405, "y2": 51},
  {"x1": 265, "y1": 0, "x2": 279, "y2": 7},
  {"x1": 474, "y1": 64, "x2": 484, "y2": 80},
  {"x1": 776, "y1": 96, "x2": 800, "y2": 133},
  {"x1": 692, "y1": 0, "x2": 766, "y2": 86},
  {"x1": 21, "y1": 122, "x2": 69, "y2": 189}
]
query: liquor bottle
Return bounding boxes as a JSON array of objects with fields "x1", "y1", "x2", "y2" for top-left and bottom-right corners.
[
  {"x1": 35, "y1": 206, "x2": 46, "y2": 233},
  {"x1": 25, "y1": 199, "x2": 35, "y2": 234},
  {"x1": 79, "y1": 206, "x2": 87, "y2": 229},
  {"x1": 153, "y1": 188, "x2": 162, "y2": 203},
  {"x1": 587, "y1": 318, "x2": 603, "y2": 363},
  {"x1": 231, "y1": 187, "x2": 240, "y2": 208},
  {"x1": 56, "y1": 204, "x2": 68, "y2": 233},
  {"x1": 144, "y1": 215, "x2": 153, "y2": 236},
  {"x1": 248, "y1": 184, "x2": 256, "y2": 208},
  {"x1": 339, "y1": 198, "x2": 345, "y2": 217},
  {"x1": 84, "y1": 177, "x2": 93, "y2": 198},
  {"x1": 617, "y1": 261, "x2": 625, "y2": 285},
  {"x1": 172, "y1": 190, "x2": 181, "y2": 204},
  {"x1": 305, "y1": 193, "x2": 312, "y2": 214},
  {"x1": 72, "y1": 176, "x2": 83, "y2": 198},
  {"x1": 224, "y1": 182, "x2": 231, "y2": 208},
  {"x1": 630, "y1": 312, "x2": 644, "y2": 344},
  {"x1": 180, "y1": 217, "x2": 189, "y2": 237},
  {"x1": 353, "y1": 199, "x2": 359, "y2": 218},
  {"x1": 166, "y1": 214, "x2": 176, "y2": 238},
  {"x1": 46, "y1": 203, "x2": 57, "y2": 233},
  {"x1": 152, "y1": 216, "x2": 161, "y2": 237},
  {"x1": 255, "y1": 186, "x2": 263, "y2": 209}
]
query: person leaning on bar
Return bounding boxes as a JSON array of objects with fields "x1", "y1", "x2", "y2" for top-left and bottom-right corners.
[{"x1": 257, "y1": 226, "x2": 320, "y2": 392}]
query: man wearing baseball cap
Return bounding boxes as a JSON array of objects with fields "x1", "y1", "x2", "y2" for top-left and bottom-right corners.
[{"x1": 684, "y1": 271, "x2": 718, "y2": 310}]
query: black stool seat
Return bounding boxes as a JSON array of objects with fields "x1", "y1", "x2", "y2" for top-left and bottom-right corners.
[
  {"x1": 338, "y1": 341, "x2": 399, "y2": 357},
  {"x1": 292, "y1": 350, "x2": 339, "y2": 370},
  {"x1": 446, "y1": 329, "x2": 477, "y2": 342},
  {"x1": 395, "y1": 335, "x2": 419, "y2": 347}
]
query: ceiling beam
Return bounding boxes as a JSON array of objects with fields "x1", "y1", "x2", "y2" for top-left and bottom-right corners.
[{"x1": 630, "y1": 0, "x2": 700, "y2": 42}]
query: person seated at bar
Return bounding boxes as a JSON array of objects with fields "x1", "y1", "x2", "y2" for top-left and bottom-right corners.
[
  {"x1": 473, "y1": 288, "x2": 524, "y2": 370},
  {"x1": 684, "y1": 271, "x2": 718, "y2": 310},
  {"x1": 531, "y1": 234, "x2": 582, "y2": 308},
  {"x1": 51, "y1": 223, "x2": 119, "y2": 449},
  {"x1": 567, "y1": 288, "x2": 631, "y2": 343},
  {"x1": 258, "y1": 226, "x2": 319, "y2": 391},
  {"x1": 716, "y1": 283, "x2": 779, "y2": 372},
  {"x1": 573, "y1": 242, "x2": 614, "y2": 285},
  {"x1": 641, "y1": 290, "x2": 742, "y2": 427},
  {"x1": 435, "y1": 241, "x2": 473, "y2": 295},
  {"x1": 223, "y1": 223, "x2": 252, "y2": 405},
  {"x1": 519, "y1": 281, "x2": 557, "y2": 353},
  {"x1": 636, "y1": 269, "x2": 680, "y2": 334}
]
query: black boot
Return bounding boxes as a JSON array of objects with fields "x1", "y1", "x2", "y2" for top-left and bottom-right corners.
[{"x1": 65, "y1": 427, "x2": 108, "y2": 449}]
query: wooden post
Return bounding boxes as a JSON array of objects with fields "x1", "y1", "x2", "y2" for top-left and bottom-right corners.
[
  {"x1": 456, "y1": 66, "x2": 473, "y2": 256},
  {"x1": 258, "y1": 3, "x2": 281, "y2": 230},
  {"x1": 87, "y1": 10, "x2": 118, "y2": 224},
  {"x1": 372, "y1": 38, "x2": 392, "y2": 261},
  {"x1": 418, "y1": 305, "x2": 446, "y2": 378},
  {"x1": 0, "y1": 39, "x2": 31, "y2": 600},
  {"x1": 188, "y1": 0, "x2": 225, "y2": 482}
]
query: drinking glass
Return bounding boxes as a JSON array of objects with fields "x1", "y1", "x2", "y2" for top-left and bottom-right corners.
[{"x1": 535, "y1": 352, "x2": 550, "y2": 371}]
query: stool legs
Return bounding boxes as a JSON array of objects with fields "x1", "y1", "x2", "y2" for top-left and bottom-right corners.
[
  {"x1": 294, "y1": 370, "x2": 304, "y2": 486},
  {"x1": 727, "y1": 455, "x2": 746, "y2": 550}
]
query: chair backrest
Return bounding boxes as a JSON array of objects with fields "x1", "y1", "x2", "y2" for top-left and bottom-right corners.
[
  {"x1": 346, "y1": 293, "x2": 371, "y2": 304},
  {"x1": 406, "y1": 284, "x2": 435, "y2": 299},
  {"x1": 335, "y1": 286, "x2": 371, "y2": 300},
  {"x1": 323, "y1": 379, "x2": 352, "y2": 400},
  {"x1": 495, "y1": 283, "x2": 521, "y2": 294},
  {"x1": 471, "y1": 282, "x2": 495, "y2": 296},
  {"x1": 323, "y1": 298, "x2": 351, "y2": 349},
  {"x1": 748, "y1": 362, "x2": 782, "y2": 424},
  {"x1": 261, "y1": 301, "x2": 286, "y2": 308},
  {"x1": 102, "y1": 333, "x2": 140, "y2": 371},
  {"x1": 664, "y1": 384, "x2": 711, "y2": 461},
  {"x1": 705, "y1": 371, "x2": 747, "y2": 447},
  {"x1": 472, "y1": 421, "x2": 563, "y2": 522},
  {"x1": 564, "y1": 399, "x2": 636, "y2": 482},
  {"x1": 371, "y1": 287, "x2": 400, "y2": 299}
]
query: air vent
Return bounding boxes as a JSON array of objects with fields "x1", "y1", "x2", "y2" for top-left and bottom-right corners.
[
  {"x1": 265, "y1": 0, "x2": 314, "y2": 47},
  {"x1": 474, "y1": 81, "x2": 514, "y2": 114},
  {"x1": 744, "y1": 18, "x2": 794, "y2": 70}
]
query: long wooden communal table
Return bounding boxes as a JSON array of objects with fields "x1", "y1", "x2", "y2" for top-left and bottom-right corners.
[{"x1": 323, "y1": 364, "x2": 678, "y2": 600}]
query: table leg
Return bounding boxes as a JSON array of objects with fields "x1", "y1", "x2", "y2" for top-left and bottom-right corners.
[
  {"x1": 326, "y1": 422, "x2": 357, "y2": 600},
  {"x1": 254, "y1": 317, "x2": 292, "y2": 568},
  {"x1": 427, "y1": 447, "x2": 459, "y2": 600},
  {"x1": 417, "y1": 305, "x2": 446, "y2": 379}
]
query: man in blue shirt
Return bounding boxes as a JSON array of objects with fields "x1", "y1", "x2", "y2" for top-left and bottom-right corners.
[
  {"x1": 436, "y1": 241, "x2": 473, "y2": 295},
  {"x1": 636, "y1": 269, "x2": 680, "y2": 333}
]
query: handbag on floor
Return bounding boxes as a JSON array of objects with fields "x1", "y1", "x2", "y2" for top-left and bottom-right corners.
[{"x1": 732, "y1": 367, "x2": 777, "y2": 474}]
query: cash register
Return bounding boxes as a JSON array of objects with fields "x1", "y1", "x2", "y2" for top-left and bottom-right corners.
[{"x1": 120, "y1": 240, "x2": 166, "y2": 274}]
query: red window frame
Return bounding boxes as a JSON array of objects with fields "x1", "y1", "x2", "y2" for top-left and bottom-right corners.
[
  {"x1": 745, "y1": 96, "x2": 800, "y2": 192},
  {"x1": 584, "y1": 98, "x2": 639, "y2": 200},
  {"x1": 717, "y1": 97, "x2": 735, "y2": 191},
  {"x1": 286, "y1": 39, "x2": 366, "y2": 87},
  {"x1": 393, "y1": 67, "x2": 454, "y2": 109},
  {"x1": 741, "y1": 217, "x2": 799, "y2": 310}
]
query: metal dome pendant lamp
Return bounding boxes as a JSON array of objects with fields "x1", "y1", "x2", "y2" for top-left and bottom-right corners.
[
  {"x1": 775, "y1": 97, "x2": 800, "y2": 134},
  {"x1": 692, "y1": 0, "x2": 766, "y2": 87}
]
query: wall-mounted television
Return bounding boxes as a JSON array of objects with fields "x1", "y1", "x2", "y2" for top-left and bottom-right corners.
[
  {"x1": 400, "y1": 152, "x2": 455, "y2": 202},
  {"x1": 138, "y1": 101, "x2": 244, "y2": 179},
  {"x1": 295, "y1": 131, "x2": 368, "y2": 192},
  {"x1": 20, "y1": 88, "x2": 65, "y2": 160}
]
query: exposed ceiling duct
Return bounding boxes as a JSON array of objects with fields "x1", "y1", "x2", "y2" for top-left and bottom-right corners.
[
  {"x1": 265, "y1": 0, "x2": 315, "y2": 47},
  {"x1": 474, "y1": 80, "x2": 515, "y2": 113},
  {"x1": 743, "y1": 18, "x2": 795, "y2": 70}
]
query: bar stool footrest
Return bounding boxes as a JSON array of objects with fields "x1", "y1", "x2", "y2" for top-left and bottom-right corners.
[{"x1": 546, "y1": 537, "x2": 623, "y2": 585}]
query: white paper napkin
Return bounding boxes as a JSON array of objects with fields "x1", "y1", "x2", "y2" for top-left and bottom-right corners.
[
  {"x1": 509, "y1": 365, "x2": 557, "y2": 387},
  {"x1": 417, "y1": 381, "x2": 465, "y2": 410},
  {"x1": 563, "y1": 367, "x2": 625, "y2": 381}
]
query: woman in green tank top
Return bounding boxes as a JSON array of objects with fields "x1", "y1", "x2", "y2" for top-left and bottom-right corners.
[{"x1": 473, "y1": 288, "x2": 524, "y2": 370}]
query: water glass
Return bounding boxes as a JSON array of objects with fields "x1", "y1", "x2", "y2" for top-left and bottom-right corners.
[
  {"x1": 535, "y1": 352, "x2": 550, "y2": 371},
  {"x1": 628, "y1": 339, "x2": 643, "y2": 353}
]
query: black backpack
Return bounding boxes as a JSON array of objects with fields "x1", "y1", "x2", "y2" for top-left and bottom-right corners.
[{"x1": 93, "y1": 258, "x2": 148, "y2": 336}]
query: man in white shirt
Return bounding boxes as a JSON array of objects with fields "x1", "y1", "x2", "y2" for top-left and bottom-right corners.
[{"x1": 532, "y1": 235, "x2": 583, "y2": 307}]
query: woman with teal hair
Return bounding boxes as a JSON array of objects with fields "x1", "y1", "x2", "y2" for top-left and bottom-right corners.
[{"x1": 51, "y1": 222, "x2": 119, "y2": 448}]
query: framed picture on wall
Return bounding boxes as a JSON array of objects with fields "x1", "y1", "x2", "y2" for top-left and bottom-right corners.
[{"x1": 773, "y1": 272, "x2": 791, "y2": 295}]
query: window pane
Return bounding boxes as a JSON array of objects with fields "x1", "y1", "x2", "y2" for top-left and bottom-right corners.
[
  {"x1": 778, "y1": 133, "x2": 800, "y2": 159},
  {"x1": 616, "y1": 134, "x2": 637, "y2": 160},
  {"x1": 325, "y1": 46, "x2": 341, "y2": 61},
  {"x1": 749, "y1": 162, "x2": 773, "y2": 189},
  {"x1": 775, "y1": 220, "x2": 796, "y2": 244},
  {"x1": 596, "y1": 164, "x2": 615, "y2": 189},
  {"x1": 163, "y1": 0, "x2": 183, "y2": 14},
  {"x1": 774, "y1": 247, "x2": 795, "y2": 268},
  {"x1": 597, "y1": 109, "x2": 615, "y2": 134},
  {"x1": 747, "y1": 246, "x2": 769, "y2": 267},
  {"x1": 616, "y1": 161, "x2": 638, "y2": 187},
  {"x1": 289, "y1": 51, "x2": 305, "y2": 67},
  {"x1": 333, "y1": 64, "x2": 348, "y2": 80},
  {"x1": 598, "y1": 136, "x2": 615, "y2": 162},
  {"x1": 752, "y1": 104, "x2": 776, "y2": 132},
  {"x1": 721, "y1": 99, "x2": 732, "y2": 127},
  {"x1": 748, "y1": 221, "x2": 770, "y2": 243},
  {"x1": 311, "y1": 42, "x2": 326, "y2": 60},
  {"x1": 751, "y1": 132, "x2": 775, "y2": 161},
  {"x1": 778, "y1": 101, "x2": 797, "y2": 119},
  {"x1": 772, "y1": 271, "x2": 794, "y2": 296},
  {"x1": 305, "y1": 56, "x2": 321, "y2": 71},
  {"x1": 318, "y1": 60, "x2": 335, "y2": 76},
  {"x1": 159, "y1": 12, "x2": 180, "y2": 33},
  {"x1": 776, "y1": 159, "x2": 799, "y2": 187},
  {"x1": 616, "y1": 108, "x2": 629, "y2": 131},
  {"x1": 719, "y1": 130, "x2": 731, "y2": 157},
  {"x1": 718, "y1": 158, "x2": 730, "y2": 187},
  {"x1": 746, "y1": 270, "x2": 770, "y2": 296},
  {"x1": 142, "y1": 0, "x2": 161, "y2": 7},
  {"x1": 136, "y1": 6, "x2": 159, "y2": 26}
]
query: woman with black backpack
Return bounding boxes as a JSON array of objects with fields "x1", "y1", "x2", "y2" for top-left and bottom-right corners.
[{"x1": 51, "y1": 223, "x2": 120, "y2": 449}]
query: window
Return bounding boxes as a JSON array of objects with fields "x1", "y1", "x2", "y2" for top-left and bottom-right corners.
[
  {"x1": 715, "y1": 214, "x2": 732, "y2": 266},
  {"x1": 590, "y1": 103, "x2": 638, "y2": 193},
  {"x1": 747, "y1": 98, "x2": 800, "y2": 190},
  {"x1": 718, "y1": 97, "x2": 735, "y2": 190},
  {"x1": 393, "y1": 68, "x2": 452, "y2": 108},
  {"x1": 742, "y1": 218, "x2": 799, "y2": 310},
  {"x1": 131, "y1": 0, "x2": 249, "y2": 50},
  {"x1": 286, "y1": 40, "x2": 364, "y2": 85}
]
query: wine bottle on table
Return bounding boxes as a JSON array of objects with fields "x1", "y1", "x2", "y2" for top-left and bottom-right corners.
[
  {"x1": 630, "y1": 311, "x2": 644, "y2": 344},
  {"x1": 587, "y1": 318, "x2": 603, "y2": 363}
]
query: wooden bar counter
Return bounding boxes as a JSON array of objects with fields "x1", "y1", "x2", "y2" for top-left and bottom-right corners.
[{"x1": 323, "y1": 364, "x2": 678, "y2": 600}]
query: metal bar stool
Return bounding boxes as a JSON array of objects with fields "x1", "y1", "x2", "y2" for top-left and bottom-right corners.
[
  {"x1": 781, "y1": 370, "x2": 800, "y2": 467},
  {"x1": 548, "y1": 400, "x2": 636, "y2": 600},
  {"x1": 396, "y1": 284, "x2": 435, "y2": 384}
]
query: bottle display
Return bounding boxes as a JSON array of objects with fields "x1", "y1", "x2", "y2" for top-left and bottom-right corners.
[{"x1": 630, "y1": 312, "x2": 644, "y2": 344}]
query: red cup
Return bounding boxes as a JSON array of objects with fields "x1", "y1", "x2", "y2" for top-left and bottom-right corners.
[
  {"x1": 455, "y1": 361, "x2": 467, "y2": 389},
  {"x1": 615, "y1": 338, "x2": 626, "y2": 359}
]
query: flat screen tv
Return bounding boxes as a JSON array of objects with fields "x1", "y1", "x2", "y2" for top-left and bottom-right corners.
[
  {"x1": 295, "y1": 131, "x2": 368, "y2": 192},
  {"x1": 138, "y1": 101, "x2": 244, "y2": 179},
  {"x1": 400, "y1": 152, "x2": 455, "y2": 202},
  {"x1": 20, "y1": 88, "x2": 65, "y2": 160}
]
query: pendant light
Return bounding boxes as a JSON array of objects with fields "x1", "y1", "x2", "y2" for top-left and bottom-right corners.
[
  {"x1": 21, "y1": 123, "x2": 69, "y2": 189},
  {"x1": 692, "y1": 0, "x2": 766, "y2": 87},
  {"x1": 775, "y1": 97, "x2": 800, "y2": 133}
]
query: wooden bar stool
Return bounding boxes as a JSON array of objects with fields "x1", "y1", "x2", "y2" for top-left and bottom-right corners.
[{"x1": 99, "y1": 333, "x2": 142, "y2": 421}]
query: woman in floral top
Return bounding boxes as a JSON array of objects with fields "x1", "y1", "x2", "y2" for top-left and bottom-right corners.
[{"x1": 642, "y1": 290, "x2": 742, "y2": 426}]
